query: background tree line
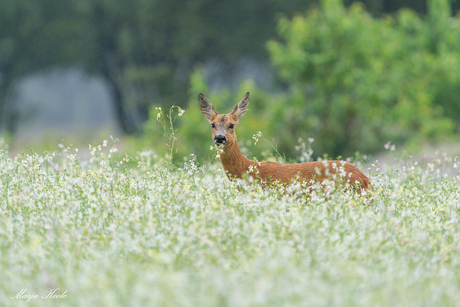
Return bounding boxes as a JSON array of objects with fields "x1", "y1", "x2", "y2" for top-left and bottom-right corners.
[{"x1": 1, "y1": 0, "x2": 459, "y2": 160}]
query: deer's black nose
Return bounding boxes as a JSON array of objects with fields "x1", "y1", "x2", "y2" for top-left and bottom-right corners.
[{"x1": 214, "y1": 135, "x2": 226, "y2": 145}]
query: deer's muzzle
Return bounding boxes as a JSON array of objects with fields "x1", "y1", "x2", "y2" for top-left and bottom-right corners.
[{"x1": 214, "y1": 135, "x2": 226, "y2": 146}]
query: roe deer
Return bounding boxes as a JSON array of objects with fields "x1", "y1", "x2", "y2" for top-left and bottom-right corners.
[{"x1": 199, "y1": 92, "x2": 371, "y2": 192}]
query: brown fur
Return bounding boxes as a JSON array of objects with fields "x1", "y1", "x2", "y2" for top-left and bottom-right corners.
[{"x1": 199, "y1": 92, "x2": 371, "y2": 192}]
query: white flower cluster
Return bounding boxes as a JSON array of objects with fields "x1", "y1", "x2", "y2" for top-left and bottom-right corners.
[{"x1": 252, "y1": 131, "x2": 263, "y2": 145}]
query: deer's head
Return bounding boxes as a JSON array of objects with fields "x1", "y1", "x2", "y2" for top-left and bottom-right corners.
[{"x1": 199, "y1": 92, "x2": 249, "y2": 148}]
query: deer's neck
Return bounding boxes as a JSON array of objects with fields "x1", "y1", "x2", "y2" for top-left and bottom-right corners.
[{"x1": 219, "y1": 141, "x2": 253, "y2": 179}]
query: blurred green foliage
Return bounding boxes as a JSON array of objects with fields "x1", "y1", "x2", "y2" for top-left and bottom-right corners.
[
  {"x1": 134, "y1": 0, "x2": 460, "y2": 163},
  {"x1": 3, "y1": 0, "x2": 456, "y2": 135},
  {"x1": 2, "y1": 0, "x2": 460, "y2": 161},
  {"x1": 266, "y1": 0, "x2": 458, "y2": 158}
]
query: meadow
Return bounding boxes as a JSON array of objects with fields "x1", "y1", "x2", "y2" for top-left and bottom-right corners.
[{"x1": 1, "y1": 135, "x2": 460, "y2": 307}]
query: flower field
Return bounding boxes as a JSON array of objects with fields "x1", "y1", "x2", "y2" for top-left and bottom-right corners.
[{"x1": 1, "y1": 140, "x2": 460, "y2": 306}]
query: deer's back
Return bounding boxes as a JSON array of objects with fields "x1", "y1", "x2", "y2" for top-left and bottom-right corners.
[{"x1": 255, "y1": 160, "x2": 371, "y2": 190}]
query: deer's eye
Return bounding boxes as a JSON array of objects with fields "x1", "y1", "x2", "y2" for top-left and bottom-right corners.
[
  {"x1": 211, "y1": 123, "x2": 216, "y2": 129},
  {"x1": 229, "y1": 124, "x2": 234, "y2": 129}
]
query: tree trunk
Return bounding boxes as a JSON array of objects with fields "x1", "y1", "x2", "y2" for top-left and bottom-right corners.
[
  {"x1": 101, "y1": 67, "x2": 139, "y2": 135},
  {"x1": 0, "y1": 71, "x2": 17, "y2": 134}
]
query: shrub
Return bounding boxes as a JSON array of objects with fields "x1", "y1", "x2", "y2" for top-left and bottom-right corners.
[{"x1": 267, "y1": 0, "x2": 457, "y2": 157}]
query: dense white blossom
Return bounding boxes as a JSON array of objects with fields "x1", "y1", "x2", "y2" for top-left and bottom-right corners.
[{"x1": 0, "y1": 140, "x2": 459, "y2": 306}]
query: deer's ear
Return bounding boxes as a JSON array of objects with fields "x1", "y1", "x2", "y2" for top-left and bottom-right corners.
[
  {"x1": 198, "y1": 93, "x2": 218, "y2": 123},
  {"x1": 230, "y1": 92, "x2": 250, "y2": 122}
]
